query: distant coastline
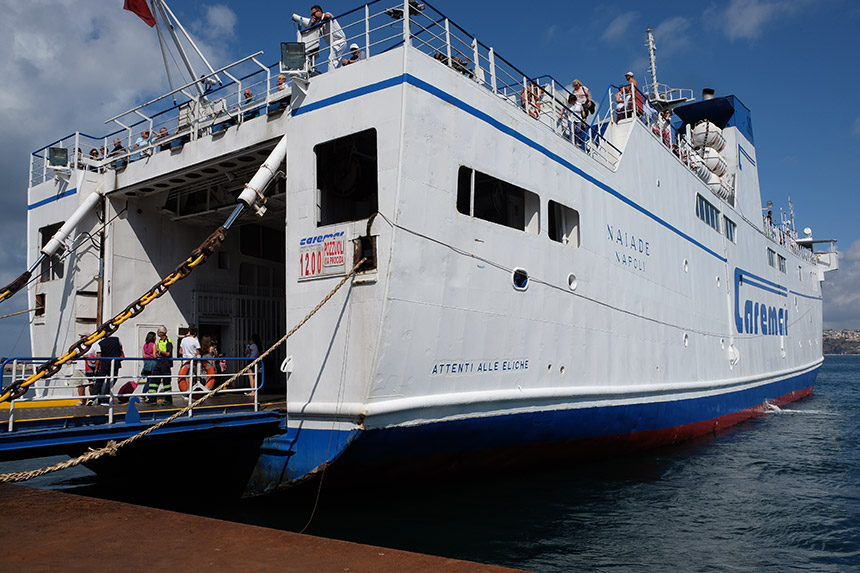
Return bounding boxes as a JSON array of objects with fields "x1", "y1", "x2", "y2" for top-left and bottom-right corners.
[{"x1": 823, "y1": 329, "x2": 860, "y2": 355}]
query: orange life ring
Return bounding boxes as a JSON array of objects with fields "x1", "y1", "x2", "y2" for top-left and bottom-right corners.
[
  {"x1": 520, "y1": 84, "x2": 541, "y2": 118},
  {"x1": 178, "y1": 362, "x2": 217, "y2": 392}
]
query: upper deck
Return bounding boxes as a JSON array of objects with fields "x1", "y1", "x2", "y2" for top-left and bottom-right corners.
[{"x1": 27, "y1": 0, "x2": 824, "y2": 267}]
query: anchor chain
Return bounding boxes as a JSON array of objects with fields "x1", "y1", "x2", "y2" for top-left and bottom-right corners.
[{"x1": 0, "y1": 226, "x2": 227, "y2": 403}]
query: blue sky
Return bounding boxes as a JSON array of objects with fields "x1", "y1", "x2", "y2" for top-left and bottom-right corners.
[{"x1": 0, "y1": 0, "x2": 857, "y2": 359}]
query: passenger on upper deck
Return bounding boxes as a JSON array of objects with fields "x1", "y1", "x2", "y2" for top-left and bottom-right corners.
[
  {"x1": 133, "y1": 129, "x2": 153, "y2": 158},
  {"x1": 310, "y1": 5, "x2": 347, "y2": 70},
  {"x1": 568, "y1": 79, "x2": 592, "y2": 147},
  {"x1": 615, "y1": 72, "x2": 640, "y2": 120},
  {"x1": 134, "y1": 130, "x2": 152, "y2": 149},
  {"x1": 109, "y1": 138, "x2": 125, "y2": 156},
  {"x1": 276, "y1": 73, "x2": 287, "y2": 91},
  {"x1": 241, "y1": 88, "x2": 259, "y2": 120},
  {"x1": 341, "y1": 43, "x2": 365, "y2": 67}
]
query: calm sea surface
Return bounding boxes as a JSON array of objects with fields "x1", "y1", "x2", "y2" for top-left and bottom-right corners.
[{"x1": 6, "y1": 356, "x2": 860, "y2": 571}]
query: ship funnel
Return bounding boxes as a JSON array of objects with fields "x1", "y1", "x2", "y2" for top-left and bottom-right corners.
[{"x1": 702, "y1": 88, "x2": 715, "y2": 100}]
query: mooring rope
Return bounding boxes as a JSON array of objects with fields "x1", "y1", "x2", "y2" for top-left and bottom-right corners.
[
  {"x1": 0, "y1": 308, "x2": 39, "y2": 321},
  {"x1": 0, "y1": 258, "x2": 367, "y2": 484}
]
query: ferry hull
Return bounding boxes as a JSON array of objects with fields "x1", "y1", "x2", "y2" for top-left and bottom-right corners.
[{"x1": 247, "y1": 365, "x2": 817, "y2": 495}]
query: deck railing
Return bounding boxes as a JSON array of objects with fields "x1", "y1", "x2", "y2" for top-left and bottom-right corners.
[
  {"x1": 30, "y1": 0, "x2": 629, "y2": 188},
  {"x1": 1, "y1": 356, "x2": 264, "y2": 431}
]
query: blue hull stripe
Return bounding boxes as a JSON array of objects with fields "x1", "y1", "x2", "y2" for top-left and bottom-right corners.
[
  {"x1": 292, "y1": 72, "x2": 728, "y2": 264},
  {"x1": 28, "y1": 188, "x2": 77, "y2": 210},
  {"x1": 281, "y1": 367, "x2": 817, "y2": 477}
]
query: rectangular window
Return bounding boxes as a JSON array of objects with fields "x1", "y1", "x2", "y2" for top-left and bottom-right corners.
[
  {"x1": 767, "y1": 248, "x2": 776, "y2": 267},
  {"x1": 457, "y1": 166, "x2": 539, "y2": 234},
  {"x1": 778, "y1": 254, "x2": 786, "y2": 273},
  {"x1": 724, "y1": 216, "x2": 736, "y2": 243},
  {"x1": 315, "y1": 128, "x2": 378, "y2": 226},
  {"x1": 695, "y1": 194, "x2": 720, "y2": 232},
  {"x1": 39, "y1": 223, "x2": 64, "y2": 282},
  {"x1": 548, "y1": 200, "x2": 580, "y2": 246}
]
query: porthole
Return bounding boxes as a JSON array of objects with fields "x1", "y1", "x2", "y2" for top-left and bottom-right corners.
[
  {"x1": 715, "y1": 276, "x2": 721, "y2": 288},
  {"x1": 512, "y1": 268, "x2": 529, "y2": 291},
  {"x1": 547, "y1": 363, "x2": 552, "y2": 372},
  {"x1": 720, "y1": 338, "x2": 725, "y2": 350},
  {"x1": 567, "y1": 273, "x2": 577, "y2": 291},
  {"x1": 683, "y1": 333, "x2": 689, "y2": 347},
  {"x1": 683, "y1": 259, "x2": 689, "y2": 273},
  {"x1": 168, "y1": 178, "x2": 185, "y2": 184},
  {"x1": 559, "y1": 366, "x2": 566, "y2": 375}
]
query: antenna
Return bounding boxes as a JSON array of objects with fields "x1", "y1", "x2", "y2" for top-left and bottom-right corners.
[
  {"x1": 788, "y1": 196, "x2": 796, "y2": 232},
  {"x1": 646, "y1": 27, "x2": 658, "y2": 97}
]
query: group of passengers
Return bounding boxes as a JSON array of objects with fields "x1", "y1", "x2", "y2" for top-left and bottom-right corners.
[{"x1": 75, "y1": 325, "x2": 262, "y2": 407}]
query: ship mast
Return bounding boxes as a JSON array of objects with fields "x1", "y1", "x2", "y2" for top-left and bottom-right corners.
[
  {"x1": 149, "y1": 0, "x2": 221, "y2": 98},
  {"x1": 646, "y1": 27, "x2": 659, "y2": 98}
]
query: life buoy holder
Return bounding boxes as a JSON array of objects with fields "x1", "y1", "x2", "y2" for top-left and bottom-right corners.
[
  {"x1": 178, "y1": 362, "x2": 217, "y2": 392},
  {"x1": 521, "y1": 84, "x2": 541, "y2": 118}
]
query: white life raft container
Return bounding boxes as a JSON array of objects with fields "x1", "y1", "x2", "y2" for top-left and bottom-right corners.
[
  {"x1": 691, "y1": 121, "x2": 726, "y2": 152},
  {"x1": 700, "y1": 147, "x2": 728, "y2": 177}
]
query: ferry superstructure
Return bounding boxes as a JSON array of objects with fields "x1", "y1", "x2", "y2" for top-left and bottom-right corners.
[{"x1": 8, "y1": 1, "x2": 838, "y2": 492}]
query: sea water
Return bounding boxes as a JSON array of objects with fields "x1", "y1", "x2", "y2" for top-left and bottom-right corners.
[{"x1": 5, "y1": 356, "x2": 860, "y2": 571}]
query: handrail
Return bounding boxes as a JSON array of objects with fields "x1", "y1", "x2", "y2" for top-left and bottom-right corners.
[
  {"x1": 30, "y1": 0, "x2": 631, "y2": 184},
  {"x1": 2, "y1": 356, "x2": 265, "y2": 430},
  {"x1": 105, "y1": 51, "x2": 265, "y2": 125}
]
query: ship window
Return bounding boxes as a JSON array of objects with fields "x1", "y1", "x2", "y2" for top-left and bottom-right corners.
[
  {"x1": 39, "y1": 223, "x2": 64, "y2": 282},
  {"x1": 35, "y1": 293, "x2": 45, "y2": 318},
  {"x1": 695, "y1": 194, "x2": 720, "y2": 232},
  {"x1": 778, "y1": 254, "x2": 786, "y2": 273},
  {"x1": 456, "y1": 166, "x2": 539, "y2": 234},
  {"x1": 724, "y1": 216, "x2": 737, "y2": 243},
  {"x1": 315, "y1": 129, "x2": 378, "y2": 226},
  {"x1": 767, "y1": 248, "x2": 776, "y2": 267},
  {"x1": 548, "y1": 200, "x2": 580, "y2": 246}
]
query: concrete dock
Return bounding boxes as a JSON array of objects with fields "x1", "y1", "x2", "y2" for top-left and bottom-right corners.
[{"x1": 0, "y1": 484, "x2": 518, "y2": 572}]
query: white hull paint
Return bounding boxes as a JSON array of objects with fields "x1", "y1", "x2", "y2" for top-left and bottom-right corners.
[{"x1": 23, "y1": 3, "x2": 835, "y2": 489}]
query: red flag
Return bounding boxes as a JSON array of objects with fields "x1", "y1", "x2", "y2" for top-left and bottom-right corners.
[{"x1": 123, "y1": 0, "x2": 156, "y2": 27}]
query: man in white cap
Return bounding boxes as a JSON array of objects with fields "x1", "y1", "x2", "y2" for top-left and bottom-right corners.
[
  {"x1": 341, "y1": 43, "x2": 366, "y2": 67},
  {"x1": 616, "y1": 71, "x2": 640, "y2": 120}
]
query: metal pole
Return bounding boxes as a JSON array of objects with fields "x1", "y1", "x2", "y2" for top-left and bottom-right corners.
[
  {"x1": 365, "y1": 5, "x2": 371, "y2": 58},
  {"x1": 489, "y1": 47, "x2": 497, "y2": 93}
]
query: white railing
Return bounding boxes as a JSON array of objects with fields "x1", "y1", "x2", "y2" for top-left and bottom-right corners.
[
  {"x1": 2, "y1": 357, "x2": 263, "y2": 431},
  {"x1": 30, "y1": 0, "x2": 629, "y2": 187}
]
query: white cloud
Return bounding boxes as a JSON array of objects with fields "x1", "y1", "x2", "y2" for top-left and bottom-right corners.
[
  {"x1": 653, "y1": 16, "x2": 691, "y2": 56},
  {"x1": 704, "y1": 0, "x2": 813, "y2": 41},
  {"x1": 192, "y1": 4, "x2": 238, "y2": 45},
  {"x1": 602, "y1": 12, "x2": 638, "y2": 42},
  {"x1": 0, "y1": 1, "x2": 241, "y2": 357},
  {"x1": 823, "y1": 239, "x2": 860, "y2": 329}
]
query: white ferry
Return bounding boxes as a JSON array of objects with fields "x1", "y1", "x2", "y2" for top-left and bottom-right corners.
[{"x1": 3, "y1": 1, "x2": 838, "y2": 492}]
